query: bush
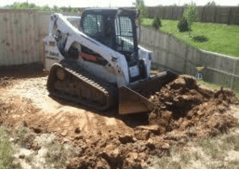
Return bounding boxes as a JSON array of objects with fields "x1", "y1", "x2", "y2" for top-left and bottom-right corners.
[
  {"x1": 152, "y1": 16, "x2": 162, "y2": 29},
  {"x1": 177, "y1": 17, "x2": 189, "y2": 32}
]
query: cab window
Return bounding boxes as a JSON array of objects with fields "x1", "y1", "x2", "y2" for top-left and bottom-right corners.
[{"x1": 83, "y1": 14, "x2": 103, "y2": 36}]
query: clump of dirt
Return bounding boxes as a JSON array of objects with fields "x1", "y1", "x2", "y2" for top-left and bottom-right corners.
[
  {"x1": 148, "y1": 75, "x2": 238, "y2": 140},
  {"x1": 0, "y1": 77, "x2": 13, "y2": 88}
]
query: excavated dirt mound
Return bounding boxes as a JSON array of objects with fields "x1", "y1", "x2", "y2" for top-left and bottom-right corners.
[
  {"x1": 0, "y1": 74, "x2": 238, "y2": 169},
  {"x1": 148, "y1": 75, "x2": 238, "y2": 139}
]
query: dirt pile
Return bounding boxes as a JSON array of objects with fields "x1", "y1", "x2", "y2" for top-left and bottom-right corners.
[
  {"x1": 0, "y1": 96, "x2": 170, "y2": 168},
  {"x1": 0, "y1": 74, "x2": 238, "y2": 169},
  {"x1": 148, "y1": 75, "x2": 238, "y2": 139}
]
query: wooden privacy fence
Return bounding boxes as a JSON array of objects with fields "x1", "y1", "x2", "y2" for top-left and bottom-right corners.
[
  {"x1": 0, "y1": 10, "x2": 40, "y2": 66},
  {"x1": 146, "y1": 6, "x2": 239, "y2": 25},
  {"x1": 0, "y1": 9, "x2": 80, "y2": 66},
  {"x1": 139, "y1": 26, "x2": 239, "y2": 92}
]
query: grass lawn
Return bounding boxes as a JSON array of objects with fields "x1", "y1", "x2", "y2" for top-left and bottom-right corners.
[{"x1": 142, "y1": 18, "x2": 239, "y2": 57}]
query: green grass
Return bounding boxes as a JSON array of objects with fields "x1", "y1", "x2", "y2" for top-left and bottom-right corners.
[
  {"x1": 142, "y1": 18, "x2": 239, "y2": 57},
  {"x1": 0, "y1": 126, "x2": 21, "y2": 169}
]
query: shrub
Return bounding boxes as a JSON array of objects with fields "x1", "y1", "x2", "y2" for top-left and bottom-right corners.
[
  {"x1": 152, "y1": 16, "x2": 162, "y2": 29},
  {"x1": 177, "y1": 17, "x2": 189, "y2": 32}
]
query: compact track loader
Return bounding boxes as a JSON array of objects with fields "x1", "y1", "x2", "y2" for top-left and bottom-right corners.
[{"x1": 43, "y1": 8, "x2": 177, "y2": 115}]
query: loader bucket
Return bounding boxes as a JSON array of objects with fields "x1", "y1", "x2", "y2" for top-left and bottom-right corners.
[
  {"x1": 119, "y1": 71, "x2": 178, "y2": 115},
  {"x1": 119, "y1": 86, "x2": 155, "y2": 115}
]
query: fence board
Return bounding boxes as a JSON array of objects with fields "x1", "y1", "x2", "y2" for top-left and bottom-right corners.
[
  {"x1": 172, "y1": 6, "x2": 177, "y2": 19},
  {"x1": 0, "y1": 13, "x2": 6, "y2": 65},
  {"x1": 21, "y1": 12, "x2": 27, "y2": 64},
  {"x1": 24, "y1": 13, "x2": 31, "y2": 64},
  {"x1": 2, "y1": 13, "x2": 8, "y2": 65},
  {"x1": 178, "y1": 7, "x2": 184, "y2": 19},
  {"x1": 231, "y1": 7, "x2": 239, "y2": 25},
  {"x1": 29, "y1": 12, "x2": 35, "y2": 62},
  {"x1": 16, "y1": 13, "x2": 23, "y2": 64},
  {"x1": 34, "y1": 13, "x2": 41, "y2": 62},
  {"x1": 6, "y1": 13, "x2": 14, "y2": 65},
  {"x1": 12, "y1": 13, "x2": 19, "y2": 65},
  {"x1": 15, "y1": 13, "x2": 23, "y2": 64},
  {"x1": 31, "y1": 12, "x2": 38, "y2": 62}
]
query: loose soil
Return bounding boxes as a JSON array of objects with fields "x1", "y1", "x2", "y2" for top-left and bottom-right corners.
[{"x1": 0, "y1": 69, "x2": 238, "y2": 169}]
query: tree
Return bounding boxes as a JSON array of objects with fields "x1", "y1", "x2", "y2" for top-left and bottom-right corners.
[
  {"x1": 28, "y1": 3, "x2": 37, "y2": 9},
  {"x1": 183, "y1": 2, "x2": 197, "y2": 35},
  {"x1": 133, "y1": 0, "x2": 146, "y2": 24},
  {"x1": 41, "y1": 5, "x2": 51, "y2": 11},
  {"x1": 68, "y1": 6, "x2": 78, "y2": 14},
  {"x1": 206, "y1": 1, "x2": 216, "y2": 6},
  {"x1": 53, "y1": 5, "x2": 62, "y2": 12},
  {"x1": 7, "y1": 2, "x2": 63, "y2": 12}
]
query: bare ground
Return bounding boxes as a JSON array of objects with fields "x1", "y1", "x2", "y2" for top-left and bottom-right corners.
[{"x1": 0, "y1": 69, "x2": 239, "y2": 169}]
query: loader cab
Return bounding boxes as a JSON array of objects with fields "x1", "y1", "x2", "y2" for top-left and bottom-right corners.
[{"x1": 80, "y1": 8, "x2": 139, "y2": 67}]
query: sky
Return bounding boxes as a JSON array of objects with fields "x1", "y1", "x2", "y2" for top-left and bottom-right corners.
[{"x1": 0, "y1": 0, "x2": 238, "y2": 8}]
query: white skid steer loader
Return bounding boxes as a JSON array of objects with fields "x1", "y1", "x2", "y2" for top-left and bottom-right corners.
[{"x1": 43, "y1": 8, "x2": 177, "y2": 115}]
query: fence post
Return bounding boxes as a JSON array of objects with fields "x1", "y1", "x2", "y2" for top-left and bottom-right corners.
[
  {"x1": 228, "y1": 7, "x2": 233, "y2": 25},
  {"x1": 231, "y1": 59, "x2": 237, "y2": 89},
  {"x1": 201, "y1": 6, "x2": 205, "y2": 22},
  {"x1": 213, "y1": 6, "x2": 217, "y2": 23},
  {"x1": 163, "y1": 7, "x2": 166, "y2": 19}
]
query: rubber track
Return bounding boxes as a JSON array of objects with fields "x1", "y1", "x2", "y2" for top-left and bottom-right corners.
[{"x1": 47, "y1": 61, "x2": 117, "y2": 111}]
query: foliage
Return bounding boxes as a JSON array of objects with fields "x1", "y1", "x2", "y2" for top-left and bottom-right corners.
[
  {"x1": 7, "y1": 2, "x2": 63, "y2": 12},
  {"x1": 183, "y1": 2, "x2": 197, "y2": 34},
  {"x1": 206, "y1": 1, "x2": 217, "y2": 6},
  {"x1": 68, "y1": 6, "x2": 79, "y2": 14},
  {"x1": 133, "y1": 0, "x2": 146, "y2": 23},
  {"x1": 152, "y1": 16, "x2": 162, "y2": 29},
  {"x1": 41, "y1": 5, "x2": 51, "y2": 11},
  {"x1": 192, "y1": 35, "x2": 208, "y2": 42},
  {"x1": 53, "y1": 5, "x2": 63, "y2": 12},
  {"x1": 177, "y1": 17, "x2": 189, "y2": 32}
]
